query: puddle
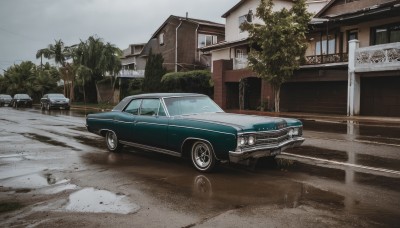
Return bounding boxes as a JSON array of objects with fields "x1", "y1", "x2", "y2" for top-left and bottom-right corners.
[
  {"x1": 0, "y1": 173, "x2": 52, "y2": 189},
  {"x1": 65, "y1": 188, "x2": 140, "y2": 214},
  {"x1": 21, "y1": 133, "x2": 79, "y2": 150},
  {"x1": 0, "y1": 173, "x2": 69, "y2": 190}
]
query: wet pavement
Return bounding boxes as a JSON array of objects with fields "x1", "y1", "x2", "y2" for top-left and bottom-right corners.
[{"x1": 0, "y1": 107, "x2": 399, "y2": 227}]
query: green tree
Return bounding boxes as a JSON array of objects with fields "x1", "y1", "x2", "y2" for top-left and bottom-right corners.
[
  {"x1": 142, "y1": 49, "x2": 166, "y2": 92},
  {"x1": 242, "y1": 0, "x2": 312, "y2": 112},
  {"x1": 36, "y1": 39, "x2": 74, "y2": 98},
  {"x1": 73, "y1": 36, "x2": 122, "y2": 103}
]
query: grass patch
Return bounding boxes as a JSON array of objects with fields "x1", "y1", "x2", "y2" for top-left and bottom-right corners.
[{"x1": 0, "y1": 202, "x2": 24, "y2": 213}]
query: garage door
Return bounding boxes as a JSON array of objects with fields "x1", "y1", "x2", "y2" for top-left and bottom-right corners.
[
  {"x1": 281, "y1": 81, "x2": 347, "y2": 114},
  {"x1": 361, "y1": 76, "x2": 400, "y2": 117}
]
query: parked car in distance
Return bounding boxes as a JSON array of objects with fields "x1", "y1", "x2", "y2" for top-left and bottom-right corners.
[
  {"x1": 0, "y1": 94, "x2": 12, "y2": 107},
  {"x1": 40, "y1": 93, "x2": 70, "y2": 110},
  {"x1": 86, "y1": 93, "x2": 304, "y2": 172},
  {"x1": 11, "y1": 94, "x2": 33, "y2": 108}
]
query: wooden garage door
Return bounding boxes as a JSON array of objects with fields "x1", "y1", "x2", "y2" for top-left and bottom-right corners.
[
  {"x1": 281, "y1": 81, "x2": 347, "y2": 114},
  {"x1": 361, "y1": 76, "x2": 400, "y2": 117}
]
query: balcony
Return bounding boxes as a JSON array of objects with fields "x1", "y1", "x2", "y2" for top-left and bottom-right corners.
[
  {"x1": 118, "y1": 69, "x2": 145, "y2": 78},
  {"x1": 355, "y1": 42, "x2": 400, "y2": 73},
  {"x1": 305, "y1": 53, "x2": 348, "y2": 65}
]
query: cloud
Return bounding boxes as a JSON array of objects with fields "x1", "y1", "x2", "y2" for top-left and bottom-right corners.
[{"x1": 0, "y1": 0, "x2": 233, "y2": 71}]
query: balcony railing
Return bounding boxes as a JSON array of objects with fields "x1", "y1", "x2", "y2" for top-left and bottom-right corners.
[
  {"x1": 233, "y1": 57, "x2": 248, "y2": 70},
  {"x1": 355, "y1": 42, "x2": 400, "y2": 72},
  {"x1": 305, "y1": 53, "x2": 348, "y2": 65},
  {"x1": 118, "y1": 69, "x2": 145, "y2": 78}
]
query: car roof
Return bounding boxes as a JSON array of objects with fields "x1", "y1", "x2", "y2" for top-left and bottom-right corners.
[{"x1": 128, "y1": 93, "x2": 205, "y2": 99}]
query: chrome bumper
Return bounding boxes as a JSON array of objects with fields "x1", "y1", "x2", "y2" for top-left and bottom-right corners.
[{"x1": 229, "y1": 137, "x2": 305, "y2": 163}]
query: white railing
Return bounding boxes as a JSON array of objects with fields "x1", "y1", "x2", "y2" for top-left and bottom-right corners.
[
  {"x1": 118, "y1": 70, "x2": 145, "y2": 78},
  {"x1": 233, "y1": 57, "x2": 248, "y2": 70},
  {"x1": 355, "y1": 42, "x2": 400, "y2": 72}
]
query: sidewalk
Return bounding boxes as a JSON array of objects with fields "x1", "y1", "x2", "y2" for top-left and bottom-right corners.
[{"x1": 227, "y1": 109, "x2": 400, "y2": 125}]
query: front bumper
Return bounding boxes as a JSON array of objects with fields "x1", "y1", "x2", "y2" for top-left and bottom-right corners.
[
  {"x1": 229, "y1": 137, "x2": 305, "y2": 163},
  {"x1": 50, "y1": 102, "x2": 70, "y2": 109}
]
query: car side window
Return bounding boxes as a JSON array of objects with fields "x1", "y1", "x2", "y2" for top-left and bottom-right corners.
[
  {"x1": 124, "y1": 99, "x2": 141, "y2": 115},
  {"x1": 140, "y1": 99, "x2": 160, "y2": 116}
]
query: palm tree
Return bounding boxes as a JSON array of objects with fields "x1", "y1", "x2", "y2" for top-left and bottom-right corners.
[
  {"x1": 73, "y1": 36, "x2": 121, "y2": 103},
  {"x1": 37, "y1": 39, "x2": 73, "y2": 97}
]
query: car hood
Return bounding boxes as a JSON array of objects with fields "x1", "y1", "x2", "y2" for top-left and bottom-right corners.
[{"x1": 179, "y1": 112, "x2": 302, "y2": 132}]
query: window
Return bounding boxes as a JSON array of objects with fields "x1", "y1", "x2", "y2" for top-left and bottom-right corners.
[
  {"x1": 236, "y1": 49, "x2": 245, "y2": 58},
  {"x1": 140, "y1": 99, "x2": 161, "y2": 116},
  {"x1": 124, "y1": 99, "x2": 141, "y2": 115},
  {"x1": 315, "y1": 38, "x2": 336, "y2": 55},
  {"x1": 159, "y1": 33, "x2": 164, "y2": 45},
  {"x1": 372, "y1": 24, "x2": 400, "y2": 45},
  {"x1": 198, "y1": 34, "x2": 217, "y2": 48}
]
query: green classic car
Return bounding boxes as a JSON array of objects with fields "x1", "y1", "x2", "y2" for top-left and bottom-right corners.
[{"x1": 86, "y1": 93, "x2": 304, "y2": 172}]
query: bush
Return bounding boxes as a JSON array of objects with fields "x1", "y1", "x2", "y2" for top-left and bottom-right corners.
[{"x1": 161, "y1": 70, "x2": 212, "y2": 95}]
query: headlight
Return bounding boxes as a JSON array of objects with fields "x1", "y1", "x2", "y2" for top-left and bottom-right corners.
[
  {"x1": 288, "y1": 129, "x2": 294, "y2": 137},
  {"x1": 237, "y1": 137, "x2": 246, "y2": 146},
  {"x1": 248, "y1": 135, "x2": 255, "y2": 145}
]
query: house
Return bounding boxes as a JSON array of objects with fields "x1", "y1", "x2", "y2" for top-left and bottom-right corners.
[
  {"x1": 281, "y1": 0, "x2": 400, "y2": 117},
  {"x1": 141, "y1": 15, "x2": 225, "y2": 72},
  {"x1": 120, "y1": 43, "x2": 146, "y2": 78},
  {"x1": 204, "y1": 0, "x2": 400, "y2": 117},
  {"x1": 202, "y1": 0, "x2": 329, "y2": 111}
]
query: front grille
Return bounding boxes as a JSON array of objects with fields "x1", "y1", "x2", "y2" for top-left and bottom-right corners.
[{"x1": 242, "y1": 129, "x2": 291, "y2": 148}]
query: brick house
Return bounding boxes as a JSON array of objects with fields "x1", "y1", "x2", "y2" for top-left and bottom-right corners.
[
  {"x1": 202, "y1": 0, "x2": 328, "y2": 111},
  {"x1": 282, "y1": 0, "x2": 400, "y2": 116},
  {"x1": 204, "y1": 0, "x2": 400, "y2": 117},
  {"x1": 141, "y1": 15, "x2": 225, "y2": 72}
]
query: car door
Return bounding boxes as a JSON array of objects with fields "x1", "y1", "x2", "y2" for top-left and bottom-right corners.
[
  {"x1": 112, "y1": 98, "x2": 141, "y2": 142},
  {"x1": 133, "y1": 98, "x2": 169, "y2": 149}
]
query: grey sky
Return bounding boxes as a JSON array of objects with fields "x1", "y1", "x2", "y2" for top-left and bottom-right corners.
[{"x1": 0, "y1": 0, "x2": 234, "y2": 71}]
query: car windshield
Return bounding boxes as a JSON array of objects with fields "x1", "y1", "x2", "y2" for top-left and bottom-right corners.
[
  {"x1": 49, "y1": 94, "x2": 66, "y2": 98},
  {"x1": 17, "y1": 94, "x2": 30, "y2": 99},
  {"x1": 163, "y1": 96, "x2": 223, "y2": 116},
  {"x1": 0, "y1": 95, "x2": 12, "y2": 99}
]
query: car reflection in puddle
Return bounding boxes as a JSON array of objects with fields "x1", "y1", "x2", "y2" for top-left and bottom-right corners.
[{"x1": 65, "y1": 187, "x2": 140, "y2": 214}]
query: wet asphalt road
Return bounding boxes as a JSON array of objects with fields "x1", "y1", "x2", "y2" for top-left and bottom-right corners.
[{"x1": 0, "y1": 107, "x2": 399, "y2": 227}]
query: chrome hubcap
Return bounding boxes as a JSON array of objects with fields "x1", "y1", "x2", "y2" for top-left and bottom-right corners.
[
  {"x1": 107, "y1": 132, "x2": 117, "y2": 149},
  {"x1": 193, "y1": 143, "x2": 211, "y2": 168}
]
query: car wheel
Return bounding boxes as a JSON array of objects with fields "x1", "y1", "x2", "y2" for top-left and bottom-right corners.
[
  {"x1": 191, "y1": 141, "x2": 217, "y2": 172},
  {"x1": 105, "y1": 131, "x2": 123, "y2": 152}
]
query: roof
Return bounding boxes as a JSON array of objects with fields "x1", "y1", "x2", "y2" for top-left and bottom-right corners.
[
  {"x1": 222, "y1": 0, "x2": 292, "y2": 18},
  {"x1": 315, "y1": 0, "x2": 400, "y2": 18},
  {"x1": 200, "y1": 38, "x2": 249, "y2": 52},
  {"x1": 150, "y1": 15, "x2": 224, "y2": 39}
]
